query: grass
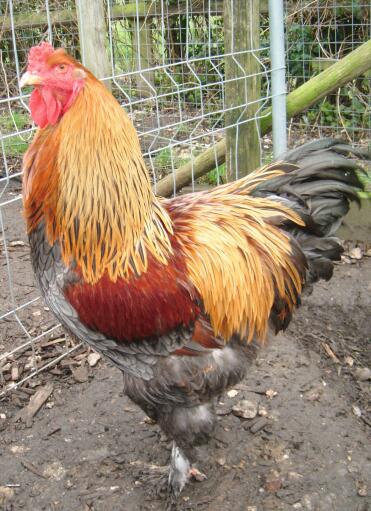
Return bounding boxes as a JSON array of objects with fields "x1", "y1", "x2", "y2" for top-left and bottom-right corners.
[
  {"x1": 153, "y1": 147, "x2": 191, "y2": 172},
  {"x1": 153, "y1": 147, "x2": 173, "y2": 170},
  {"x1": 0, "y1": 111, "x2": 30, "y2": 157},
  {"x1": 204, "y1": 163, "x2": 226, "y2": 185},
  {"x1": 358, "y1": 168, "x2": 371, "y2": 199},
  {"x1": 2, "y1": 138, "x2": 29, "y2": 157},
  {"x1": 154, "y1": 147, "x2": 228, "y2": 187}
]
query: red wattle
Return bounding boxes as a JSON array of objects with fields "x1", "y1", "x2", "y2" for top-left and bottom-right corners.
[
  {"x1": 29, "y1": 86, "x2": 63, "y2": 128},
  {"x1": 29, "y1": 89, "x2": 48, "y2": 128},
  {"x1": 42, "y1": 87, "x2": 62, "y2": 126}
]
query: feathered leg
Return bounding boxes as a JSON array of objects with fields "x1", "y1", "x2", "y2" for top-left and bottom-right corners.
[
  {"x1": 123, "y1": 340, "x2": 258, "y2": 496},
  {"x1": 168, "y1": 441, "x2": 206, "y2": 497},
  {"x1": 131, "y1": 403, "x2": 212, "y2": 496},
  {"x1": 153, "y1": 402, "x2": 214, "y2": 495}
]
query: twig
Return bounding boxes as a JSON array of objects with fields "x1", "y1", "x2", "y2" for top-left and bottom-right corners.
[
  {"x1": 321, "y1": 342, "x2": 341, "y2": 364},
  {"x1": 45, "y1": 426, "x2": 61, "y2": 437},
  {"x1": 40, "y1": 338, "x2": 66, "y2": 348},
  {"x1": 13, "y1": 382, "x2": 53, "y2": 426},
  {"x1": 20, "y1": 458, "x2": 47, "y2": 479},
  {"x1": 360, "y1": 414, "x2": 371, "y2": 428}
]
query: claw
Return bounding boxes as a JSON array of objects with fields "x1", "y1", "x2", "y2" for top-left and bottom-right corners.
[
  {"x1": 189, "y1": 467, "x2": 207, "y2": 482},
  {"x1": 132, "y1": 444, "x2": 207, "y2": 498}
]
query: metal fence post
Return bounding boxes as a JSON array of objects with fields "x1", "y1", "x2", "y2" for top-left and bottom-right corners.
[{"x1": 268, "y1": 0, "x2": 287, "y2": 157}]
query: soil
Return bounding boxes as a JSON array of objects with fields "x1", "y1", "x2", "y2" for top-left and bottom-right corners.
[{"x1": 0, "y1": 182, "x2": 371, "y2": 511}]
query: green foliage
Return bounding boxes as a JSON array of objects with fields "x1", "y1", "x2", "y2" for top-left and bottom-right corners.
[
  {"x1": 284, "y1": 6, "x2": 370, "y2": 137},
  {"x1": 153, "y1": 147, "x2": 190, "y2": 171},
  {"x1": 0, "y1": 2, "x2": 369, "y2": 150},
  {"x1": 153, "y1": 147, "x2": 173, "y2": 169},
  {"x1": 303, "y1": 84, "x2": 370, "y2": 131},
  {"x1": 0, "y1": 111, "x2": 30, "y2": 157},
  {"x1": 112, "y1": 21, "x2": 134, "y2": 73},
  {"x1": 286, "y1": 25, "x2": 317, "y2": 82},
  {"x1": 203, "y1": 163, "x2": 226, "y2": 185},
  {"x1": 0, "y1": 111, "x2": 29, "y2": 132},
  {"x1": 3, "y1": 138, "x2": 28, "y2": 157}
]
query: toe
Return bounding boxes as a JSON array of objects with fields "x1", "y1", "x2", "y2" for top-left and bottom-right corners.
[{"x1": 189, "y1": 467, "x2": 207, "y2": 482}]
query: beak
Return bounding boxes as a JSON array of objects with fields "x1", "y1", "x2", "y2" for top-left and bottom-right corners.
[{"x1": 20, "y1": 71, "x2": 43, "y2": 88}]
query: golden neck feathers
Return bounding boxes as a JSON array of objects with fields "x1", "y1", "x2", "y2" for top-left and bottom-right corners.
[{"x1": 23, "y1": 77, "x2": 173, "y2": 283}]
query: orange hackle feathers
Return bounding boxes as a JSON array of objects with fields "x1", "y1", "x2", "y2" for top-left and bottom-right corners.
[{"x1": 23, "y1": 54, "x2": 173, "y2": 284}]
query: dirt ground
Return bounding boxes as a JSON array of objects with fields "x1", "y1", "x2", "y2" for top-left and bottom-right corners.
[{"x1": 0, "y1": 181, "x2": 371, "y2": 511}]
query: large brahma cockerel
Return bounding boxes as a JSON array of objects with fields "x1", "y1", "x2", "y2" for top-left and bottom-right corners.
[{"x1": 21, "y1": 42, "x2": 367, "y2": 496}]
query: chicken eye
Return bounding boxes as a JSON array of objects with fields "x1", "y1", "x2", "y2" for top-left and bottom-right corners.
[{"x1": 55, "y1": 64, "x2": 68, "y2": 74}]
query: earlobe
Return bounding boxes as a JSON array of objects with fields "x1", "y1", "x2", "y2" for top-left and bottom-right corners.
[
  {"x1": 73, "y1": 68, "x2": 87, "y2": 80},
  {"x1": 63, "y1": 80, "x2": 85, "y2": 112}
]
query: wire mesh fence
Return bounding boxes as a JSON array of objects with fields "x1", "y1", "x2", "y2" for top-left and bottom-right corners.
[
  {"x1": 285, "y1": 1, "x2": 370, "y2": 145},
  {"x1": 0, "y1": 0, "x2": 370, "y2": 396}
]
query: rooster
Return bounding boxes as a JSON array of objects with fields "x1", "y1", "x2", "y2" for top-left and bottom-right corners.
[{"x1": 20, "y1": 43, "x2": 367, "y2": 496}]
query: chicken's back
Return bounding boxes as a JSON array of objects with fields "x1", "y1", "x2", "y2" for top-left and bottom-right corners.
[{"x1": 164, "y1": 187, "x2": 308, "y2": 341}]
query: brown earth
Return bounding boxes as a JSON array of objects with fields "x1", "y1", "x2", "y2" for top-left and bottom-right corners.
[{"x1": 0, "y1": 181, "x2": 370, "y2": 511}]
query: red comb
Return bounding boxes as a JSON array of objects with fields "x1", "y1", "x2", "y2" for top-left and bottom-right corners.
[{"x1": 28, "y1": 42, "x2": 55, "y2": 72}]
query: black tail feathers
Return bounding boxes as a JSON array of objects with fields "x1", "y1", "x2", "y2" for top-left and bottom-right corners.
[{"x1": 254, "y1": 138, "x2": 369, "y2": 287}]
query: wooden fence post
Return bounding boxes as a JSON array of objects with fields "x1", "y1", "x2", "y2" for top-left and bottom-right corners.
[
  {"x1": 224, "y1": 0, "x2": 261, "y2": 180},
  {"x1": 75, "y1": 0, "x2": 112, "y2": 89},
  {"x1": 132, "y1": 11, "x2": 155, "y2": 97}
]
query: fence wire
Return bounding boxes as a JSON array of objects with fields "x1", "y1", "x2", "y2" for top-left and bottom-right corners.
[
  {"x1": 0, "y1": 0, "x2": 370, "y2": 396},
  {"x1": 285, "y1": 1, "x2": 370, "y2": 144}
]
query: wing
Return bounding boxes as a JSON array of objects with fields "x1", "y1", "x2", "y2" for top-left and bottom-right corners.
[{"x1": 63, "y1": 238, "x2": 223, "y2": 358}]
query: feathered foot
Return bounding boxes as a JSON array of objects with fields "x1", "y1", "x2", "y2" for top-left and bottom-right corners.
[
  {"x1": 132, "y1": 442, "x2": 206, "y2": 498},
  {"x1": 169, "y1": 442, "x2": 207, "y2": 497}
]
